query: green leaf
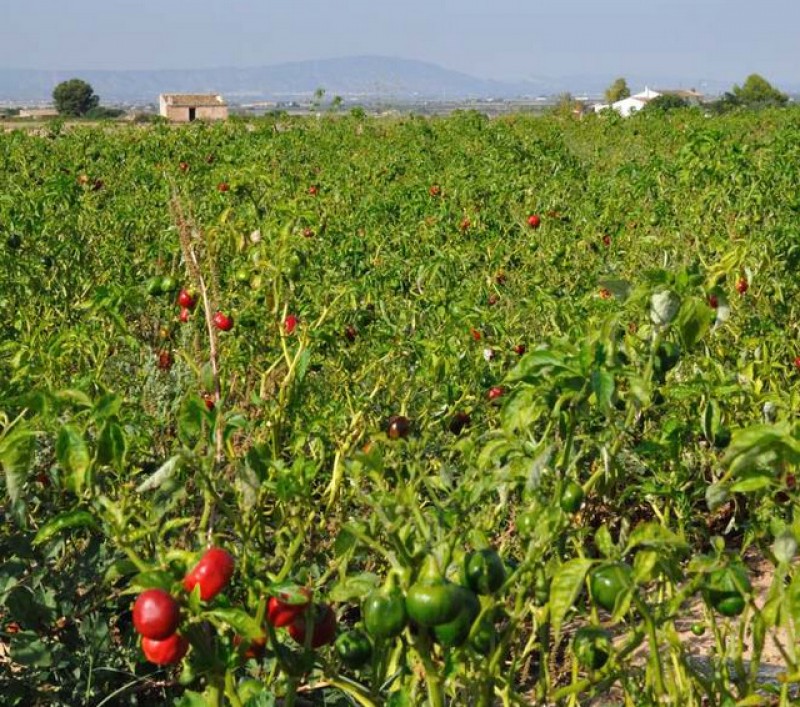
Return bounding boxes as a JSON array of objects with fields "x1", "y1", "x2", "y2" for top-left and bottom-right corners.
[
  {"x1": 787, "y1": 570, "x2": 800, "y2": 631},
  {"x1": 328, "y1": 572, "x2": 380, "y2": 602},
  {"x1": 591, "y1": 368, "x2": 614, "y2": 412},
  {"x1": 734, "y1": 696, "x2": 769, "y2": 707},
  {"x1": 104, "y1": 559, "x2": 139, "y2": 584},
  {"x1": 267, "y1": 582, "x2": 312, "y2": 604},
  {"x1": 223, "y1": 414, "x2": 249, "y2": 454},
  {"x1": 200, "y1": 363, "x2": 215, "y2": 393},
  {"x1": 501, "y1": 386, "x2": 541, "y2": 433},
  {"x1": 178, "y1": 395, "x2": 207, "y2": 445},
  {"x1": 676, "y1": 296, "x2": 714, "y2": 349},
  {"x1": 730, "y1": 471, "x2": 774, "y2": 494},
  {"x1": 706, "y1": 483, "x2": 730, "y2": 512},
  {"x1": 246, "y1": 444, "x2": 269, "y2": 481},
  {"x1": 207, "y1": 608, "x2": 264, "y2": 640},
  {"x1": 773, "y1": 531, "x2": 797, "y2": 565},
  {"x1": 550, "y1": 558, "x2": 592, "y2": 640},
  {"x1": 10, "y1": 631, "x2": 53, "y2": 667},
  {"x1": 96, "y1": 420, "x2": 127, "y2": 468},
  {"x1": 477, "y1": 437, "x2": 516, "y2": 470},
  {"x1": 54, "y1": 389, "x2": 93, "y2": 409},
  {"x1": 386, "y1": 692, "x2": 413, "y2": 707},
  {"x1": 624, "y1": 522, "x2": 688, "y2": 553},
  {"x1": 174, "y1": 690, "x2": 218, "y2": 707},
  {"x1": 294, "y1": 348, "x2": 311, "y2": 384},
  {"x1": 93, "y1": 392, "x2": 122, "y2": 421},
  {"x1": 701, "y1": 400, "x2": 721, "y2": 442},
  {"x1": 56, "y1": 425, "x2": 90, "y2": 494},
  {"x1": 723, "y1": 423, "x2": 800, "y2": 476},
  {"x1": 632, "y1": 550, "x2": 659, "y2": 583},
  {"x1": 33, "y1": 509, "x2": 97, "y2": 545},
  {"x1": 130, "y1": 570, "x2": 176, "y2": 592},
  {"x1": 506, "y1": 349, "x2": 579, "y2": 383},
  {"x1": 0, "y1": 423, "x2": 35, "y2": 504},
  {"x1": 594, "y1": 525, "x2": 616, "y2": 559},
  {"x1": 333, "y1": 527, "x2": 357, "y2": 557}
]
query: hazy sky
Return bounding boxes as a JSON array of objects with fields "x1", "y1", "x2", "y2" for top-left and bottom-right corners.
[{"x1": 2, "y1": 0, "x2": 798, "y2": 84}]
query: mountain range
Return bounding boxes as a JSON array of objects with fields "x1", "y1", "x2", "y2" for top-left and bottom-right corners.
[{"x1": 0, "y1": 56, "x2": 768, "y2": 105}]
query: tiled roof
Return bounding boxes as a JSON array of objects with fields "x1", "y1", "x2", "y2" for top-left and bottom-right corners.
[
  {"x1": 161, "y1": 94, "x2": 226, "y2": 107},
  {"x1": 656, "y1": 89, "x2": 704, "y2": 98}
]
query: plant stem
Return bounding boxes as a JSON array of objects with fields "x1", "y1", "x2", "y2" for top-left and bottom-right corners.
[
  {"x1": 632, "y1": 595, "x2": 666, "y2": 696},
  {"x1": 412, "y1": 632, "x2": 445, "y2": 707},
  {"x1": 224, "y1": 670, "x2": 244, "y2": 707}
]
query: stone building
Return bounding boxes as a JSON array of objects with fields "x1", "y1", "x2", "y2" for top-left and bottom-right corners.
[{"x1": 159, "y1": 94, "x2": 228, "y2": 122}]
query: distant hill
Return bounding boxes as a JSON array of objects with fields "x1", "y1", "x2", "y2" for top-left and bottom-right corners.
[
  {"x1": 0, "y1": 56, "x2": 550, "y2": 104},
  {"x1": 0, "y1": 56, "x2": 772, "y2": 105}
]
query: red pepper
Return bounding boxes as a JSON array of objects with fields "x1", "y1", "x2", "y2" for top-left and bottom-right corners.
[{"x1": 267, "y1": 587, "x2": 312, "y2": 628}]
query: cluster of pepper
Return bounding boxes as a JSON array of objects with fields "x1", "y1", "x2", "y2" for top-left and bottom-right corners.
[
  {"x1": 572, "y1": 560, "x2": 753, "y2": 671},
  {"x1": 132, "y1": 548, "x2": 234, "y2": 665},
  {"x1": 357, "y1": 548, "x2": 507, "y2": 659}
]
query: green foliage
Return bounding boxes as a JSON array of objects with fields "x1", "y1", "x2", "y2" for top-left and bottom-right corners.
[
  {"x1": 1, "y1": 109, "x2": 800, "y2": 705},
  {"x1": 52, "y1": 78, "x2": 99, "y2": 116},
  {"x1": 85, "y1": 106, "x2": 125, "y2": 120},
  {"x1": 733, "y1": 73, "x2": 788, "y2": 106},
  {"x1": 551, "y1": 92, "x2": 582, "y2": 117},
  {"x1": 605, "y1": 76, "x2": 631, "y2": 103},
  {"x1": 645, "y1": 93, "x2": 690, "y2": 112}
]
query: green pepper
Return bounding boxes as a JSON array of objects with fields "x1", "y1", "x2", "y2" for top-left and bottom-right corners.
[
  {"x1": 146, "y1": 276, "x2": 164, "y2": 296},
  {"x1": 572, "y1": 626, "x2": 612, "y2": 670},
  {"x1": 560, "y1": 481, "x2": 585, "y2": 513},
  {"x1": 690, "y1": 622, "x2": 706, "y2": 636},
  {"x1": 589, "y1": 563, "x2": 633, "y2": 613},
  {"x1": 335, "y1": 629, "x2": 372, "y2": 669},
  {"x1": 235, "y1": 268, "x2": 251, "y2": 283},
  {"x1": 464, "y1": 548, "x2": 506, "y2": 595},
  {"x1": 405, "y1": 555, "x2": 463, "y2": 627},
  {"x1": 706, "y1": 564, "x2": 751, "y2": 617},
  {"x1": 470, "y1": 615, "x2": 495, "y2": 655},
  {"x1": 363, "y1": 573, "x2": 407, "y2": 640},
  {"x1": 713, "y1": 428, "x2": 732, "y2": 449},
  {"x1": 432, "y1": 586, "x2": 480, "y2": 648}
]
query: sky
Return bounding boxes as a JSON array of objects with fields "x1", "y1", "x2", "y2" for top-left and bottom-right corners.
[{"x1": 2, "y1": 0, "x2": 798, "y2": 85}]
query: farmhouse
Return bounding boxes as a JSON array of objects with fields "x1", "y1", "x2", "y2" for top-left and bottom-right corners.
[
  {"x1": 158, "y1": 94, "x2": 228, "y2": 122},
  {"x1": 593, "y1": 87, "x2": 660, "y2": 117},
  {"x1": 18, "y1": 107, "x2": 60, "y2": 119},
  {"x1": 656, "y1": 88, "x2": 704, "y2": 105},
  {"x1": 593, "y1": 87, "x2": 705, "y2": 117}
]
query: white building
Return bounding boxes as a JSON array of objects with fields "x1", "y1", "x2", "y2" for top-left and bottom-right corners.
[{"x1": 593, "y1": 87, "x2": 661, "y2": 117}]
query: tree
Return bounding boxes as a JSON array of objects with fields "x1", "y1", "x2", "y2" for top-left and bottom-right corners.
[
  {"x1": 52, "y1": 78, "x2": 99, "y2": 117},
  {"x1": 644, "y1": 94, "x2": 689, "y2": 113},
  {"x1": 605, "y1": 77, "x2": 631, "y2": 104},
  {"x1": 732, "y1": 74, "x2": 788, "y2": 106},
  {"x1": 551, "y1": 92, "x2": 584, "y2": 118}
]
